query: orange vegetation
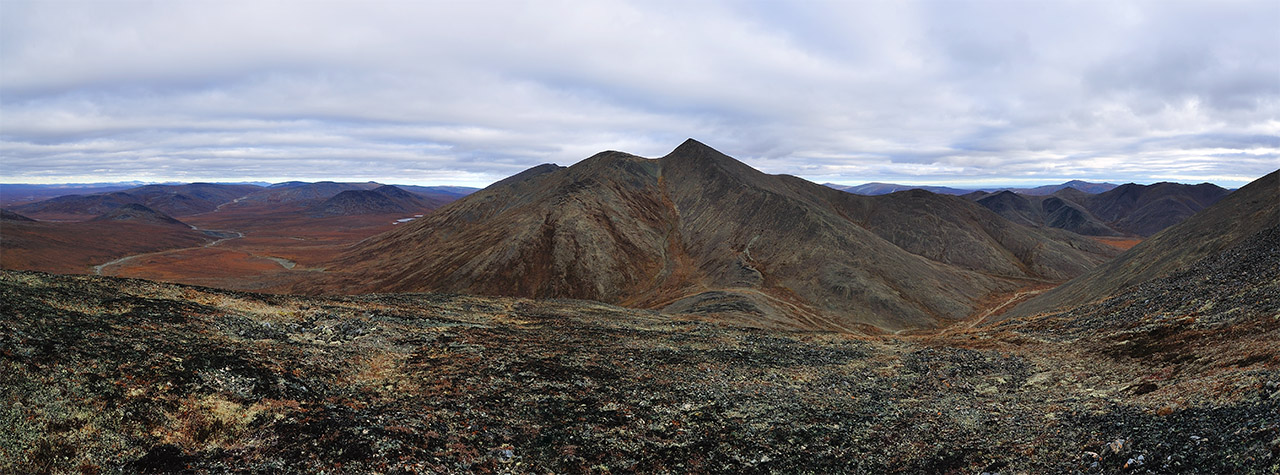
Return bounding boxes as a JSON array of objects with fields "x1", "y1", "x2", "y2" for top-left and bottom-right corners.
[
  {"x1": 1, "y1": 199, "x2": 433, "y2": 293},
  {"x1": 1091, "y1": 236, "x2": 1144, "y2": 250}
]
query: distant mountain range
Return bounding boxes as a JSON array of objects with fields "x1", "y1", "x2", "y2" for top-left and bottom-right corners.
[
  {"x1": 825, "y1": 179, "x2": 1120, "y2": 196},
  {"x1": 969, "y1": 182, "x2": 1230, "y2": 237},
  {"x1": 302, "y1": 139, "x2": 1118, "y2": 332},
  {"x1": 7, "y1": 181, "x2": 480, "y2": 221}
]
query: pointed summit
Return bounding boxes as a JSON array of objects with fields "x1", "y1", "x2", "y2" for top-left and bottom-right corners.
[
  {"x1": 659, "y1": 138, "x2": 768, "y2": 188},
  {"x1": 662, "y1": 138, "x2": 735, "y2": 165},
  {"x1": 669, "y1": 138, "x2": 717, "y2": 155}
]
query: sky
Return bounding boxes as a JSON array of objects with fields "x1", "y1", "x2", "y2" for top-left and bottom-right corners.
[{"x1": 1, "y1": 0, "x2": 1277, "y2": 188}]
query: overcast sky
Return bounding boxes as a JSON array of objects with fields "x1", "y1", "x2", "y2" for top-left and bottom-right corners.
[{"x1": 2, "y1": 0, "x2": 1277, "y2": 188}]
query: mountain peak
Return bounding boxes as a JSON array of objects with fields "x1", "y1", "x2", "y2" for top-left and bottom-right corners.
[{"x1": 665, "y1": 138, "x2": 723, "y2": 160}]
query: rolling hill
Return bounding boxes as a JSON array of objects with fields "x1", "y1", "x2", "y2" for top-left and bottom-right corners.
[
  {"x1": 89, "y1": 203, "x2": 189, "y2": 227},
  {"x1": 12, "y1": 183, "x2": 262, "y2": 220}
]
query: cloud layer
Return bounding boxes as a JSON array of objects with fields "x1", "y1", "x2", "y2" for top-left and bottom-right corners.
[{"x1": 2, "y1": 0, "x2": 1277, "y2": 187}]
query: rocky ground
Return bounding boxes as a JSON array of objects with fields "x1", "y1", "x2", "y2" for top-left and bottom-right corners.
[{"x1": 2, "y1": 243, "x2": 1276, "y2": 474}]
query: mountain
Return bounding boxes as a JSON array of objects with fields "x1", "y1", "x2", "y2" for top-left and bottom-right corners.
[
  {"x1": 305, "y1": 185, "x2": 447, "y2": 217},
  {"x1": 828, "y1": 182, "x2": 974, "y2": 195},
  {"x1": 305, "y1": 139, "x2": 1116, "y2": 332},
  {"x1": 12, "y1": 183, "x2": 262, "y2": 220},
  {"x1": 1004, "y1": 169, "x2": 1278, "y2": 319},
  {"x1": 88, "y1": 203, "x2": 188, "y2": 227}
]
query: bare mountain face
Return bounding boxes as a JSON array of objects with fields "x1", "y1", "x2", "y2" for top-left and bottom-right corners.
[
  {"x1": 1005, "y1": 169, "x2": 1278, "y2": 319},
  {"x1": 973, "y1": 182, "x2": 1231, "y2": 237},
  {"x1": 307, "y1": 140, "x2": 1116, "y2": 332}
]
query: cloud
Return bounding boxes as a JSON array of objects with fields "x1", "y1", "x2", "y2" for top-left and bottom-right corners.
[{"x1": 1, "y1": 0, "x2": 1276, "y2": 187}]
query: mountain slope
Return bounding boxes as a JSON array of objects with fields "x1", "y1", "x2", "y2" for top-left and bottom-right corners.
[
  {"x1": 306, "y1": 140, "x2": 1116, "y2": 332},
  {"x1": 1005, "y1": 169, "x2": 1278, "y2": 319}
]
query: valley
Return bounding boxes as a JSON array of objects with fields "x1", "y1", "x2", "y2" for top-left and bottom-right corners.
[{"x1": 1, "y1": 182, "x2": 473, "y2": 292}]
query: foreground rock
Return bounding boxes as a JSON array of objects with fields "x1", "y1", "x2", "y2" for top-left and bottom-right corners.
[{"x1": 2, "y1": 268, "x2": 1274, "y2": 473}]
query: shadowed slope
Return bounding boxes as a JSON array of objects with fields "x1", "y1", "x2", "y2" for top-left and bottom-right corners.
[
  {"x1": 975, "y1": 190, "x2": 1122, "y2": 236},
  {"x1": 308, "y1": 140, "x2": 1116, "y2": 332},
  {"x1": 1083, "y1": 182, "x2": 1231, "y2": 236},
  {"x1": 90, "y1": 203, "x2": 188, "y2": 227},
  {"x1": 305, "y1": 185, "x2": 449, "y2": 217},
  {"x1": 0, "y1": 209, "x2": 35, "y2": 222},
  {"x1": 1005, "y1": 169, "x2": 1278, "y2": 319}
]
